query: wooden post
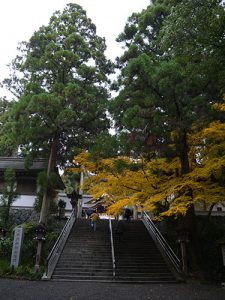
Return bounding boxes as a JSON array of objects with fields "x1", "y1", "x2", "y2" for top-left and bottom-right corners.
[
  {"x1": 177, "y1": 230, "x2": 189, "y2": 276},
  {"x1": 133, "y1": 205, "x2": 138, "y2": 220},
  {"x1": 34, "y1": 240, "x2": 42, "y2": 271},
  {"x1": 77, "y1": 170, "x2": 84, "y2": 218},
  {"x1": 180, "y1": 241, "x2": 188, "y2": 276}
]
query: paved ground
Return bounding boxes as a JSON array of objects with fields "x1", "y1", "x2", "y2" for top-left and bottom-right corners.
[{"x1": 0, "y1": 279, "x2": 225, "y2": 300}]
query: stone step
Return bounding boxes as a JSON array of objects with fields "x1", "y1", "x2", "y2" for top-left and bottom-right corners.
[
  {"x1": 51, "y1": 275, "x2": 176, "y2": 283},
  {"x1": 112, "y1": 276, "x2": 176, "y2": 282},
  {"x1": 66, "y1": 243, "x2": 111, "y2": 246},
  {"x1": 57, "y1": 258, "x2": 112, "y2": 264},
  {"x1": 57, "y1": 264, "x2": 112, "y2": 269},
  {"x1": 61, "y1": 251, "x2": 111, "y2": 256},
  {"x1": 114, "y1": 253, "x2": 163, "y2": 257},
  {"x1": 115, "y1": 266, "x2": 170, "y2": 271},
  {"x1": 55, "y1": 267, "x2": 113, "y2": 272},
  {"x1": 51, "y1": 275, "x2": 114, "y2": 281},
  {"x1": 54, "y1": 270, "x2": 113, "y2": 276},
  {"x1": 115, "y1": 258, "x2": 165, "y2": 263},
  {"x1": 58, "y1": 259, "x2": 112, "y2": 263},
  {"x1": 57, "y1": 262, "x2": 112, "y2": 267},
  {"x1": 115, "y1": 271, "x2": 173, "y2": 276},
  {"x1": 57, "y1": 262, "x2": 112, "y2": 266},
  {"x1": 65, "y1": 247, "x2": 110, "y2": 250}
]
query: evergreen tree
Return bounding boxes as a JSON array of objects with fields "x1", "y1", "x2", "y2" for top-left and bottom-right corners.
[
  {"x1": 0, "y1": 98, "x2": 16, "y2": 155},
  {"x1": 111, "y1": 0, "x2": 225, "y2": 173},
  {"x1": 109, "y1": 0, "x2": 225, "y2": 270},
  {"x1": 0, "y1": 3, "x2": 112, "y2": 224},
  {"x1": 0, "y1": 168, "x2": 18, "y2": 227}
]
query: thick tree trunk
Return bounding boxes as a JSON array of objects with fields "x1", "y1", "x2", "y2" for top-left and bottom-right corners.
[
  {"x1": 184, "y1": 216, "x2": 202, "y2": 273},
  {"x1": 77, "y1": 170, "x2": 84, "y2": 218},
  {"x1": 35, "y1": 136, "x2": 59, "y2": 270},
  {"x1": 177, "y1": 130, "x2": 201, "y2": 274},
  {"x1": 200, "y1": 202, "x2": 216, "y2": 235},
  {"x1": 39, "y1": 135, "x2": 59, "y2": 225},
  {"x1": 178, "y1": 129, "x2": 190, "y2": 175}
]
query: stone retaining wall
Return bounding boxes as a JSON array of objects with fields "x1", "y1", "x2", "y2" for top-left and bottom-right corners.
[{"x1": 9, "y1": 208, "x2": 39, "y2": 225}]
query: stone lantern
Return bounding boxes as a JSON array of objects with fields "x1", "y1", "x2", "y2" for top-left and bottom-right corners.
[
  {"x1": 0, "y1": 228, "x2": 7, "y2": 240},
  {"x1": 34, "y1": 223, "x2": 47, "y2": 241}
]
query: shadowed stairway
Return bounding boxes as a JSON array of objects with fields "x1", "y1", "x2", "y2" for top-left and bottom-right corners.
[
  {"x1": 52, "y1": 219, "x2": 113, "y2": 281},
  {"x1": 112, "y1": 220, "x2": 177, "y2": 283},
  {"x1": 51, "y1": 218, "x2": 177, "y2": 283}
]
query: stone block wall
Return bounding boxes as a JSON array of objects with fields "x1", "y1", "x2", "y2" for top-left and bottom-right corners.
[{"x1": 9, "y1": 209, "x2": 39, "y2": 225}]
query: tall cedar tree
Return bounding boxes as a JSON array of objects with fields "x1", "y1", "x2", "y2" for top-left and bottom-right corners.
[
  {"x1": 0, "y1": 98, "x2": 16, "y2": 156},
  {"x1": 110, "y1": 0, "x2": 225, "y2": 268},
  {"x1": 1, "y1": 3, "x2": 112, "y2": 223},
  {"x1": 111, "y1": 0, "x2": 225, "y2": 173}
]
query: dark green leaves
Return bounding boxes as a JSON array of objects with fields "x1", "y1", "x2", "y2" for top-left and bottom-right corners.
[{"x1": 1, "y1": 3, "x2": 112, "y2": 166}]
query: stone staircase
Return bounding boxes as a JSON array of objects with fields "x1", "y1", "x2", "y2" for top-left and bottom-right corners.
[
  {"x1": 51, "y1": 218, "x2": 177, "y2": 283},
  {"x1": 51, "y1": 218, "x2": 113, "y2": 281},
  {"x1": 112, "y1": 220, "x2": 177, "y2": 283}
]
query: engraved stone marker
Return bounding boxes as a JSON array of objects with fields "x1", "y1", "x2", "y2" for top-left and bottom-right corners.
[{"x1": 10, "y1": 227, "x2": 24, "y2": 268}]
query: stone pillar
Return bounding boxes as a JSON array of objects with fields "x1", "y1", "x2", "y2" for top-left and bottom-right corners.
[{"x1": 10, "y1": 227, "x2": 24, "y2": 269}]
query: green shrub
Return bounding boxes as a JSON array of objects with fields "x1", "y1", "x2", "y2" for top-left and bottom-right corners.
[
  {"x1": 0, "y1": 237, "x2": 13, "y2": 259},
  {"x1": 0, "y1": 258, "x2": 11, "y2": 275},
  {"x1": 14, "y1": 264, "x2": 43, "y2": 279},
  {"x1": 0, "y1": 217, "x2": 66, "y2": 278},
  {"x1": 19, "y1": 222, "x2": 39, "y2": 265}
]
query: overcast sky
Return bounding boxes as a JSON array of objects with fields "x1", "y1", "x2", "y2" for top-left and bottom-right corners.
[{"x1": 0, "y1": 0, "x2": 150, "y2": 98}]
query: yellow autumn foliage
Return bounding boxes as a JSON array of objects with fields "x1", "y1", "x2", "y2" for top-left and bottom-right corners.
[
  {"x1": 73, "y1": 151, "x2": 96, "y2": 172},
  {"x1": 213, "y1": 94, "x2": 225, "y2": 111},
  {"x1": 72, "y1": 101, "x2": 225, "y2": 219}
]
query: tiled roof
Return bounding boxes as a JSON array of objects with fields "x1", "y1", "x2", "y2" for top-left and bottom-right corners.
[
  {"x1": 0, "y1": 157, "x2": 65, "y2": 189},
  {"x1": 0, "y1": 157, "x2": 46, "y2": 171}
]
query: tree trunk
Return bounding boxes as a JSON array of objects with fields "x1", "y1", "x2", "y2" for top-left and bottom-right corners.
[
  {"x1": 177, "y1": 130, "x2": 201, "y2": 273},
  {"x1": 200, "y1": 202, "x2": 216, "y2": 235},
  {"x1": 178, "y1": 129, "x2": 190, "y2": 175},
  {"x1": 35, "y1": 136, "x2": 59, "y2": 270},
  {"x1": 39, "y1": 135, "x2": 59, "y2": 225},
  {"x1": 77, "y1": 170, "x2": 84, "y2": 218},
  {"x1": 185, "y1": 203, "x2": 202, "y2": 273}
]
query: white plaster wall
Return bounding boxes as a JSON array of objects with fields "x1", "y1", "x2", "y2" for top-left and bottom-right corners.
[{"x1": 12, "y1": 195, "x2": 36, "y2": 208}]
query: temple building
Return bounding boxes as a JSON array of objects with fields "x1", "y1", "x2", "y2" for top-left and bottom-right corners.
[{"x1": 0, "y1": 156, "x2": 64, "y2": 209}]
